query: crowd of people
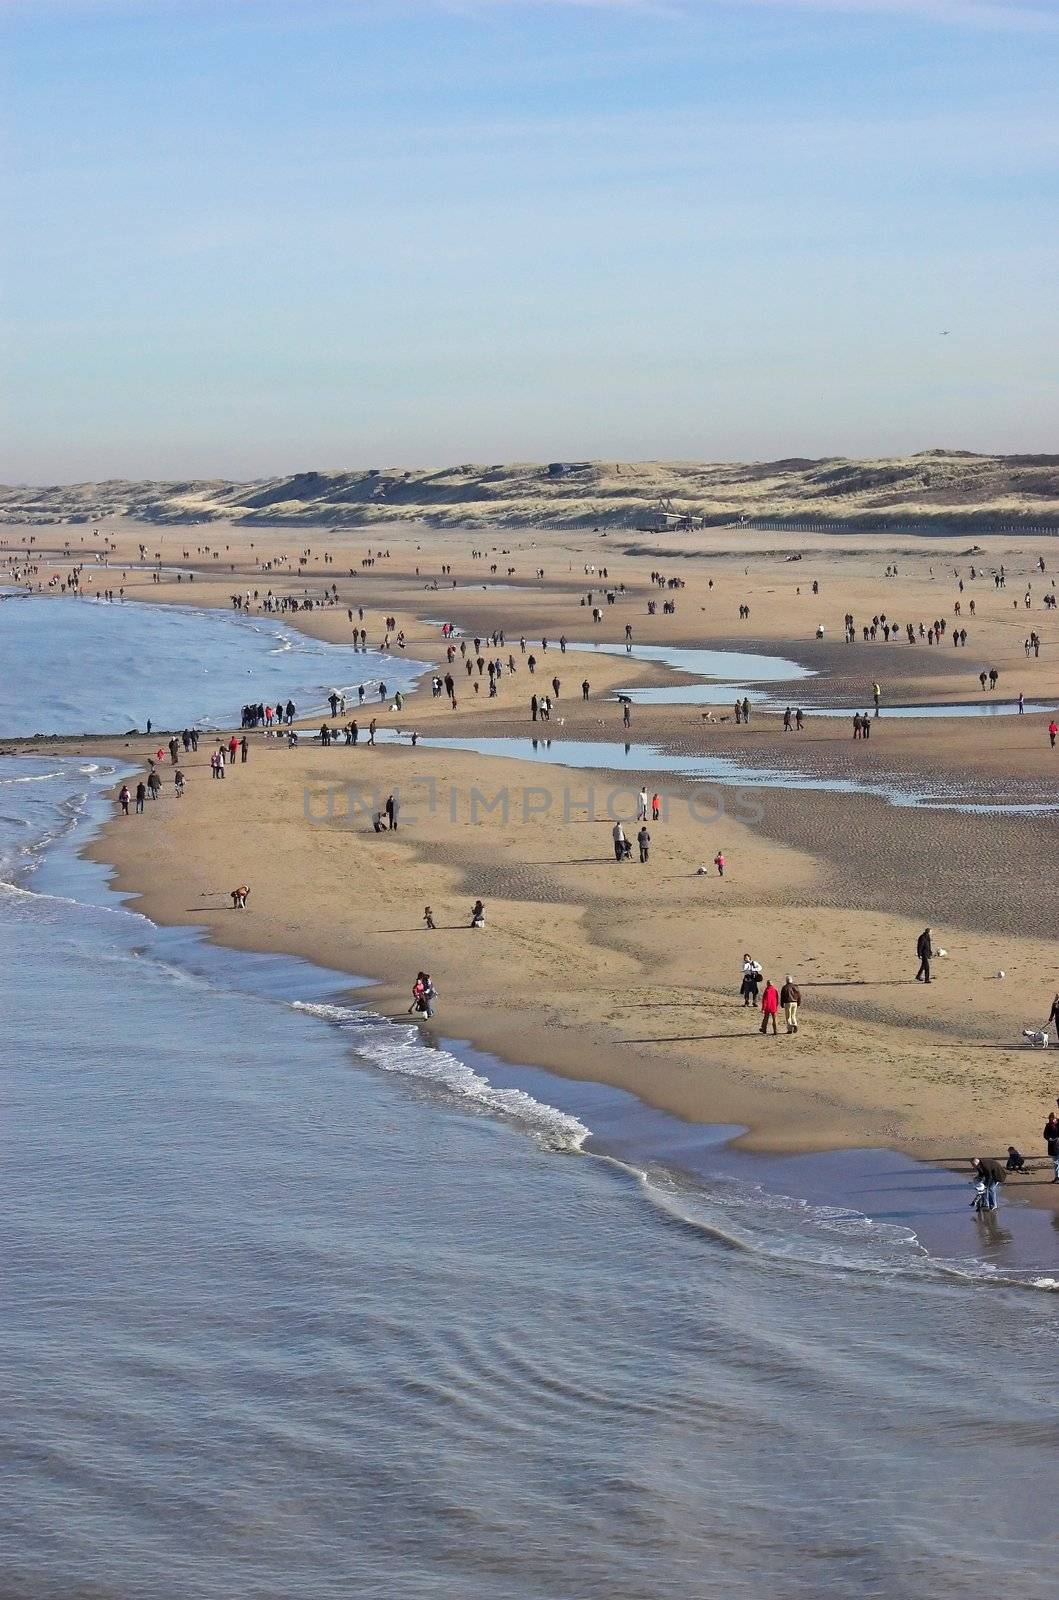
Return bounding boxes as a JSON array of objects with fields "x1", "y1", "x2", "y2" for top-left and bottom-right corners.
[{"x1": 86, "y1": 535, "x2": 1059, "y2": 1253}]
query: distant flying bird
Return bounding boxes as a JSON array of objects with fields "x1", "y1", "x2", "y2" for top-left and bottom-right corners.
[{"x1": 939, "y1": 330, "x2": 950, "y2": 336}]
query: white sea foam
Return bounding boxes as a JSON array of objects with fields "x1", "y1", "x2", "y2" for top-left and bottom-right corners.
[
  {"x1": 0, "y1": 770, "x2": 66, "y2": 784},
  {"x1": 291, "y1": 1000, "x2": 590, "y2": 1151}
]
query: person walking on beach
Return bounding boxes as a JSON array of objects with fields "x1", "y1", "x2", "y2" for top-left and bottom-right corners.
[
  {"x1": 424, "y1": 905, "x2": 436, "y2": 931},
  {"x1": 385, "y1": 792, "x2": 399, "y2": 831},
  {"x1": 410, "y1": 972, "x2": 437, "y2": 1018},
  {"x1": 714, "y1": 851, "x2": 725, "y2": 877},
  {"x1": 1050, "y1": 720, "x2": 1058, "y2": 749},
  {"x1": 175, "y1": 769, "x2": 185, "y2": 796},
  {"x1": 240, "y1": 736, "x2": 248, "y2": 763},
  {"x1": 782, "y1": 707, "x2": 792, "y2": 731},
  {"x1": 780, "y1": 975, "x2": 801, "y2": 1033},
  {"x1": 135, "y1": 780, "x2": 146, "y2": 813},
  {"x1": 582, "y1": 679, "x2": 590, "y2": 700},
  {"x1": 651, "y1": 792, "x2": 661, "y2": 821},
  {"x1": 623, "y1": 701, "x2": 631, "y2": 729},
  {"x1": 147, "y1": 770, "x2": 161, "y2": 801},
  {"x1": 119, "y1": 784, "x2": 131, "y2": 816},
  {"x1": 612, "y1": 821, "x2": 628, "y2": 861},
  {"x1": 1043, "y1": 1113, "x2": 1059, "y2": 1181},
  {"x1": 470, "y1": 899, "x2": 485, "y2": 928},
  {"x1": 368, "y1": 718, "x2": 377, "y2": 746},
  {"x1": 637, "y1": 824, "x2": 651, "y2": 863},
  {"x1": 1047, "y1": 993, "x2": 1059, "y2": 1043},
  {"x1": 970, "y1": 1155, "x2": 1004, "y2": 1212},
  {"x1": 760, "y1": 978, "x2": 779, "y2": 1034},
  {"x1": 637, "y1": 787, "x2": 649, "y2": 821},
  {"x1": 915, "y1": 926, "x2": 933, "y2": 984},
  {"x1": 872, "y1": 682, "x2": 881, "y2": 717}
]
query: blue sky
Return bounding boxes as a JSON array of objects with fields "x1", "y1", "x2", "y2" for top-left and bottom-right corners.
[{"x1": 2, "y1": 0, "x2": 1057, "y2": 480}]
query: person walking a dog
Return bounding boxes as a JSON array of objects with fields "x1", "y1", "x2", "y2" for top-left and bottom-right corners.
[{"x1": 915, "y1": 926, "x2": 933, "y2": 984}]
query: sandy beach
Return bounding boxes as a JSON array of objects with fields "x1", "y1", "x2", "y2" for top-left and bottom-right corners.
[{"x1": 6, "y1": 513, "x2": 1057, "y2": 1191}]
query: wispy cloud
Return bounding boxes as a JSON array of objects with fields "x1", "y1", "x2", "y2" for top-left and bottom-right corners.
[
  {"x1": 8, "y1": 0, "x2": 1057, "y2": 21},
  {"x1": 449, "y1": 0, "x2": 1059, "y2": 27},
  {"x1": 493, "y1": 0, "x2": 1059, "y2": 24},
  {"x1": 733, "y1": 0, "x2": 1059, "y2": 30}
]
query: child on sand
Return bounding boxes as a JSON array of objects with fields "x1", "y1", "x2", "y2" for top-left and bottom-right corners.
[
  {"x1": 230, "y1": 885, "x2": 250, "y2": 909},
  {"x1": 424, "y1": 906, "x2": 436, "y2": 930}
]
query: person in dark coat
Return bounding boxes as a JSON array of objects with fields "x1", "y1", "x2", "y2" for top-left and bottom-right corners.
[
  {"x1": 971, "y1": 1155, "x2": 1004, "y2": 1212},
  {"x1": 915, "y1": 927, "x2": 933, "y2": 983},
  {"x1": 1044, "y1": 1113, "x2": 1059, "y2": 1182}
]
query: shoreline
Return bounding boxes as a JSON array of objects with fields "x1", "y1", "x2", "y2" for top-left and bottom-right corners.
[
  {"x1": 15, "y1": 743, "x2": 1055, "y2": 1272},
  {"x1": 22, "y1": 742, "x2": 1059, "y2": 1267},
  {"x1": 8, "y1": 522, "x2": 1059, "y2": 1225}
]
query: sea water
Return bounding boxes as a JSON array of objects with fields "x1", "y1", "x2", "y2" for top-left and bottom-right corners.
[
  {"x1": 3, "y1": 602, "x2": 1058, "y2": 1600},
  {"x1": 0, "y1": 593, "x2": 425, "y2": 735}
]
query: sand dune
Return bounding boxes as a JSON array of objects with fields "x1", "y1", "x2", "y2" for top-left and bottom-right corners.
[{"x1": 3, "y1": 452, "x2": 1059, "y2": 532}]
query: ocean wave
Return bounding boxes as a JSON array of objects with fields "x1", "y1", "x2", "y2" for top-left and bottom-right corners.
[
  {"x1": 630, "y1": 1164, "x2": 1059, "y2": 1292},
  {"x1": 290, "y1": 1000, "x2": 590, "y2": 1151},
  {"x1": 0, "y1": 876, "x2": 151, "y2": 922},
  {"x1": 0, "y1": 770, "x2": 66, "y2": 785}
]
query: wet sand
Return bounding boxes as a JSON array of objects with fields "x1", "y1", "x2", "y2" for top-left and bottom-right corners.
[{"x1": 6, "y1": 515, "x2": 1059, "y2": 1197}]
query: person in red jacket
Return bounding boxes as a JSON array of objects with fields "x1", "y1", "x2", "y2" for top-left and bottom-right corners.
[{"x1": 760, "y1": 979, "x2": 779, "y2": 1035}]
